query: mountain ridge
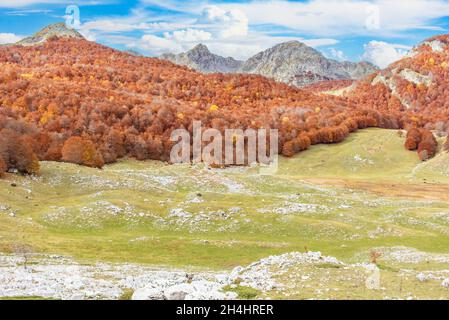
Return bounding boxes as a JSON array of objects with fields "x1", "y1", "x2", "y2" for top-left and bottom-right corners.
[{"x1": 161, "y1": 41, "x2": 378, "y2": 87}]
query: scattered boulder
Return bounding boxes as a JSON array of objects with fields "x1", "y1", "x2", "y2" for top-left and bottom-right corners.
[{"x1": 132, "y1": 281, "x2": 237, "y2": 300}]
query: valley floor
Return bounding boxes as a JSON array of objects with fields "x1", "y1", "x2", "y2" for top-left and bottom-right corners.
[{"x1": 1, "y1": 128, "x2": 449, "y2": 300}]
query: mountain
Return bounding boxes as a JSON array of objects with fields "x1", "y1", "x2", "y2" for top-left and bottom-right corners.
[
  {"x1": 161, "y1": 44, "x2": 244, "y2": 74},
  {"x1": 16, "y1": 23, "x2": 84, "y2": 46},
  {"x1": 240, "y1": 41, "x2": 378, "y2": 87},
  {"x1": 161, "y1": 42, "x2": 377, "y2": 87}
]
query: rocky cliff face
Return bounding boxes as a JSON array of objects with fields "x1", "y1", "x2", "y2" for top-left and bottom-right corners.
[
  {"x1": 161, "y1": 41, "x2": 377, "y2": 87},
  {"x1": 16, "y1": 23, "x2": 84, "y2": 46},
  {"x1": 161, "y1": 44, "x2": 244, "y2": 74},
  {"x1": 240, "y1": 41, "x2": 378, "y2": 87}
]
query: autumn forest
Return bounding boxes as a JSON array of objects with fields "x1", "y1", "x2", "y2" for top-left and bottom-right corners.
[{"x1": 1, "y1": 35, "x2": 449, "y2": 176}]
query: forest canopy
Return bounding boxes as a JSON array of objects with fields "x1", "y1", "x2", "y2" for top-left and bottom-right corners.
[{"x1": 0, "y1": 36, "x2": 448, "y2": 174}]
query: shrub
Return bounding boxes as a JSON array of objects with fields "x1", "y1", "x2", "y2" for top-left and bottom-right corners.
[
  {"x1": 0, "y1": 129, "x2": 40, "y2": 174},
  {"x1": 417, "y1": 130, "x2": 437, "y2": 161},
  {"x1": 405, "y1": 128, "x2": 421, "y2": 151},
  {"x1": 62, "y1": 137, "x2": 104, "y2": 168}
]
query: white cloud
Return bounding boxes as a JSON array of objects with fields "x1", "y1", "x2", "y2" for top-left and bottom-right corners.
[
  {"x1": 362, "y1": 41, "x2": 411, "y2": 68},
  {"x1": 127, "y1": 0, "x2": 449, "y2": 60},
  {"x1": 0, "y1": 0, "x2": 59, "y2": 7},
  {"x1": 199, "y1": 6, "x2": 249, "y2": 38},
  {"x1": 134, "y1": 34, "x2": 183, "y2": 55},
  {"x1": 5, "y1": 9, "x2": 52, "y2": 16},
  {"x1": 0, "y1": 33, "x2": 23, "y2": 44},
  {"x1": 216, "y1": 0, "x2": 449, "y2": 37},
  {"x1": 206, "y1": 42, "x2": 264, "y2": 60},
  {"x1": 328, "y1": 48, "x2": 347, "y2": 61},
  {"x1": 164, "y1": 29, "x2": 212, "y2": 42},
  {"x1": 33, "y1": 0, "x2": 444, "y2": 63},
  {"x1": 81, "y1": 20, "x2": 154, "y2": 33},
  {"x1": 129, "y1": 29, "x2": 212, "y2": 56},
  {"x1": 302, "y1": 38, "x2": 339, "y2": 48}
]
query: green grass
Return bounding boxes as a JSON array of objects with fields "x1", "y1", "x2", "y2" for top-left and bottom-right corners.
[
  {"x1": 1, "y1": 128, "x2": 449, "y2": 274},
  {"x1": 223, "y1": 285, "x2": 261, "y2": 300}
]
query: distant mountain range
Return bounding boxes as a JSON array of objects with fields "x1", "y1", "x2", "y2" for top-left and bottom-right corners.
[
  {"x1": 6, "y1": 23, "x2": 377, "y2": 88},
  {"x1": 161, "y1": 41, "x2": 378, "y2": 87}
]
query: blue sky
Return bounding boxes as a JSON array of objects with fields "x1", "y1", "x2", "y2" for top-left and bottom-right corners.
[{"x1": 1, "y1": 0, "x2": 449, "y2": 67}]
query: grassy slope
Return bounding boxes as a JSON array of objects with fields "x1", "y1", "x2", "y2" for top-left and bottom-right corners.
[{"x1": 1, "y1": 128, "x2": 449, "y2": 273}]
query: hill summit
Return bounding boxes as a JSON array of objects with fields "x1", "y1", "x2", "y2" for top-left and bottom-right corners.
[{"x1": 17, "y1": 23, "x2": 84, "y2": 46}]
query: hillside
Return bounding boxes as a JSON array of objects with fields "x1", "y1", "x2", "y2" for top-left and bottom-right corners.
[
  {"x1": 349, "y1": 35, "x2": 449, "y2": 133},
  {"x1": 0, "y1": 24, "x2": 393, "y2": 176},
  {"x1": 2, "y1": 129, "x2": 449, "y2": 299},
  {"x1": 1, "y1": 24, "x2": 449, "y2": 178}
]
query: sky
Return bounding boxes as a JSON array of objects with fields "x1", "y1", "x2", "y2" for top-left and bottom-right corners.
[{"x1": 1, "y1": 0, "x2": 449, "y2": 67}]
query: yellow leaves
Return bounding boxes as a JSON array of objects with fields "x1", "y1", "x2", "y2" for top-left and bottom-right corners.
[
  {"x1": 282, "y1": 116, "x2": 290, "y2": 124},
  {"x1": 109, "y1": 96, "x2": 115, "y2": 102},
  {"x1": 209, "y1": 104, "x2": 219, "y2": 112},
  {"x1": 20, "y1": 73, "x2": 34, "y2": 79},
  {"x1": 428, "y1": 57, "x2": 435, "y2": 66},
  {"x1": 177, "y1": 113, "x2": 184, "y2": 120},
  {"x1": 315, "y1": 107, "x2": 321, "y2": 113},
  {"x1": 410, "y1": 116, "x2": 420, "y2": 123},
  {"x1": 232, "y1": 134, "x2": 240, "y2": 145},
  {"x1": 441, "y1": 61, "x2": 449, "y2": 68},
  {"x1": 40, "y1": 110, "x2": 54, "y2": 125}
]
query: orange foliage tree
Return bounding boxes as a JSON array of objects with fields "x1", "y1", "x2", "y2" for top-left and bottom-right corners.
[
  {"x1": 61, "y1": 137, "x2": 104, "y2": 168},
  {"x1": 0, "y1": 129, "x2": 39, "y2": 174}
]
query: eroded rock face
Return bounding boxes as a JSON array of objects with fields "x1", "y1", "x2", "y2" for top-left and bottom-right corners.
[
  {"x1": 240, "y1": 41, "x2": 377, "y2": 87},
  {"x1": 161, "y1": 44, "x2": 244, "y2": 74}
]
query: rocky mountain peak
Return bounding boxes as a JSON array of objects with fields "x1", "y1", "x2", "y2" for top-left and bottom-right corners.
[
  {"x1": 191, "y1": 44, "x2": 210, "y2": 54},
  {"x1": 240, "y1": 41, "x2": 378, "y2": 87},
  {"x1": 160, "y1": 44, "x2": 243, "y2": 74},
  {"x1": 17, "y1": 23, "x2": 84, "y2": 46}
]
